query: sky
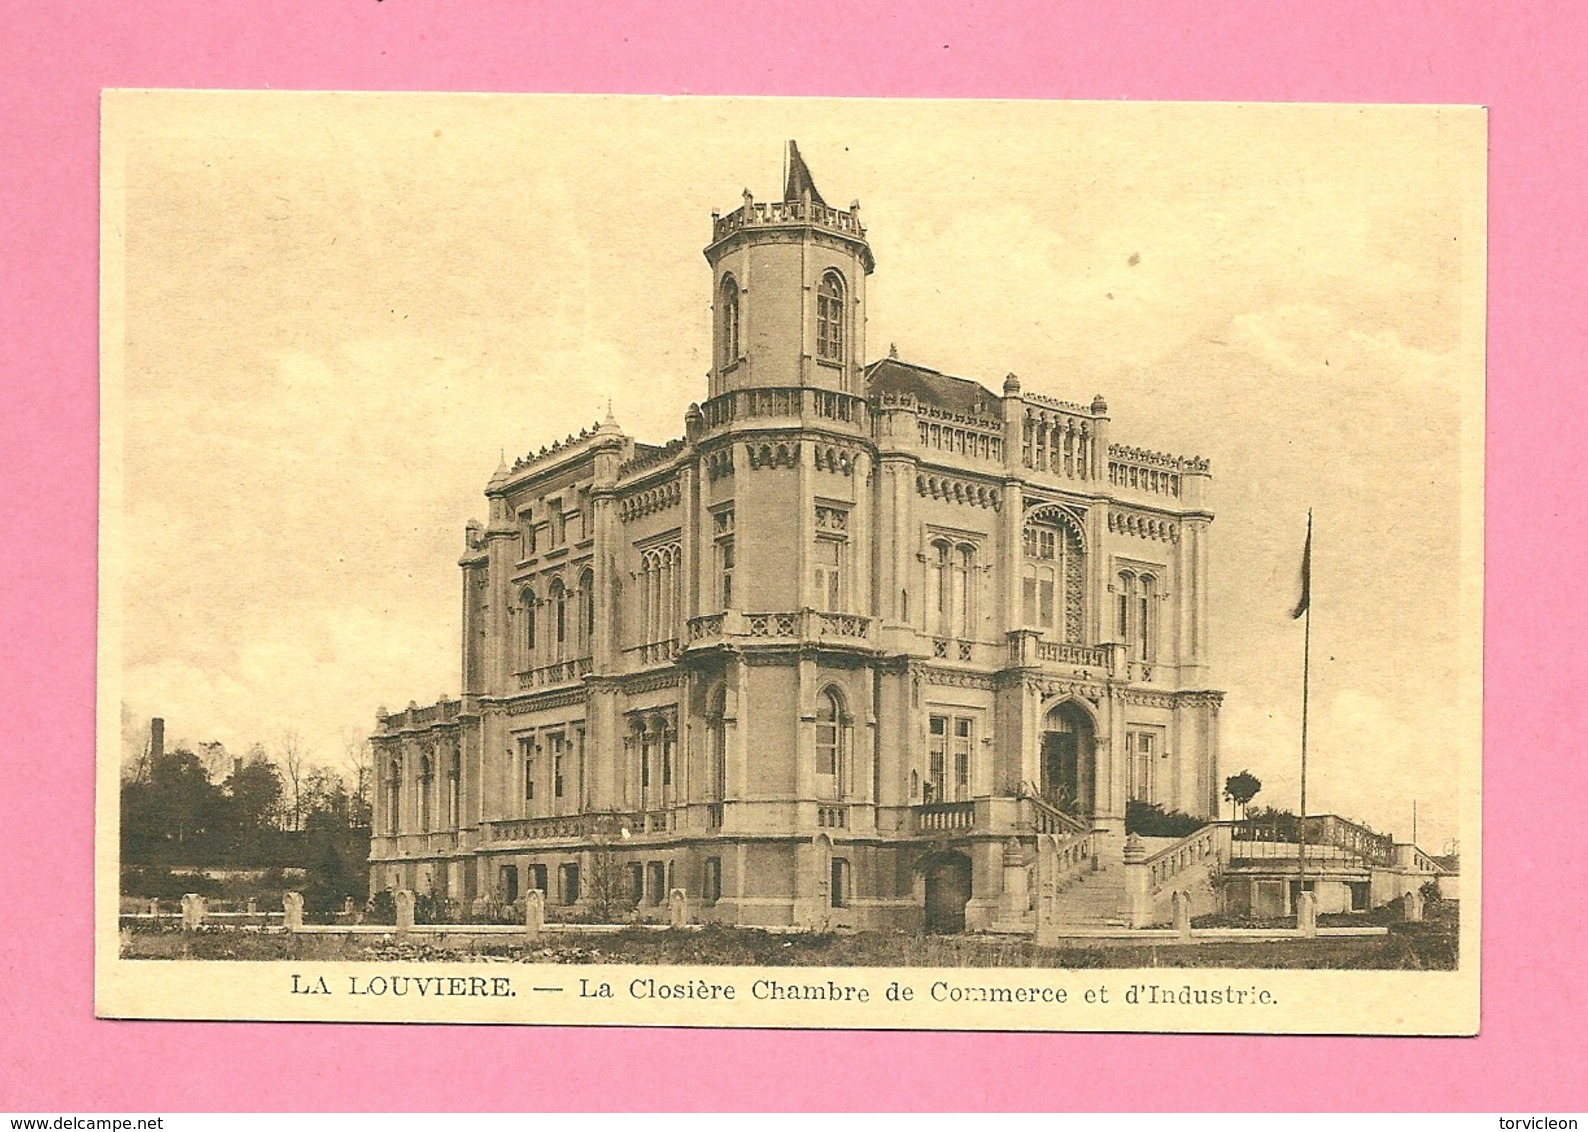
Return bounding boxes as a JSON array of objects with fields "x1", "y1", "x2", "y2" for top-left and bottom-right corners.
[{"x1": 106, "y1": 94, "x2": 1484, "y2": 852}]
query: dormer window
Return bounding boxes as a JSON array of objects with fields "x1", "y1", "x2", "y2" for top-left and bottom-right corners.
[{"x1": 816, "y1": 270, "x2": 845, "y2": 362}]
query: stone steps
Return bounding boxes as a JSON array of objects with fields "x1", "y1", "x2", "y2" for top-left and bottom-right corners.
[{"x1": 1049, "y1": 866, "x2": 1130, "y2": 927}]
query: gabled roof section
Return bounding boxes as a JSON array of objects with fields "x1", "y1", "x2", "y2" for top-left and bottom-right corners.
[{"x1": 864, "y1": 357, "x2": 1002, "y2": 419}]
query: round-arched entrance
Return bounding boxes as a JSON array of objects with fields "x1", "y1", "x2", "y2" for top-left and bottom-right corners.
[
  {"x1": 920, "y1": 851, "x2": 973, "y2": 934},
  {"x1": 1040, "y1": 700, "x2": 1095, "y2": 817}
]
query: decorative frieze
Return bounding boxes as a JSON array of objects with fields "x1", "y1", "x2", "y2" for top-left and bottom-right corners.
[
  {"x1": 745, "y1": 439, "x2": 799, "y2": 470},
  {"x1": 618, "y1": 478, "x2": 682, "y2": 522},
  {"x1": 502, "y1": 687, "x2": 588, "y2": 714},
  {"x1": 704, "y1": 448, "x2": 735, "y2": 481},
  {"x1": 1108, "y1": 508, "x2": 1180, "y2": 542},
  {"x1": 916, "y1": 473, "x2": 1001, "y2": 510},
  {"x1": 923, "y1": 667, "x2": 996, "y2": 690}
]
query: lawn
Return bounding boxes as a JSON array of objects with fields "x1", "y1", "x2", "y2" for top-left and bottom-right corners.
[{"x1": 121, "y1": 906, "x2": 1457, "y2": 970}]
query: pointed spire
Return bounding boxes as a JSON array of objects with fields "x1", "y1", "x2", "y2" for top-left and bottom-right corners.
[
  {"x1": 597, "y1": 399, "x2": 622, "y2": 436},
  {"x1": 489, "y1": 448, "x2": 509, "y2": 486},
  {"x1": 784, "y1": 140, "x2": 826, "y2": 208},
  {"x1": 888, "y1": 342, "x2": 899, "y2": 359}
]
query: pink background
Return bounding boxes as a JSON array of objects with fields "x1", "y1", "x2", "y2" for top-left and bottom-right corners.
[{"x1": 2, "y1": 0, "x2": 1583, "y2": 1112}]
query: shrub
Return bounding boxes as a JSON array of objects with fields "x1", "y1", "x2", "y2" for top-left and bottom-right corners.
[{"x1": 1125, "y1": 800, "x2": 1206, "y2": 838}]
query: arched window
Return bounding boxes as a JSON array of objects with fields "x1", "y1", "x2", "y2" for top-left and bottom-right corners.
[
  {"x1": 816, "y1": 270, "x2": 845, "y2": 362},
  {"x1": 719, "y1": 274, "x2": 740, "y2": 368},
  {"x1": 418, "y1": 754, "x2": 434, "y2": 830},
  {"x1": 815, "y1": 688, "x2": 850, "y2": 798},
  {"x1": 1117, "y1": 571, "x2": 1136, "y2": 647},
  {"x1": 953, "y1": 544, "x2": 975, "y2": 638},
  {"x1": 578, "y1": 568, "x2": 595, "y2": 654},
  {"x1": 929, "y1": 540, "x2": 951, "y2": 636},
  {"x1": 1138, "y1": 574, "x2": 1157, "y2": 661},
  {"x1": 386, "y1": 758, "x2": 401, "y2": 835},
  {"x1": 1022, "y1": 511, "x2": 1087, "y2": 642},
  {"x1": 548, "y1": 578, "x2": 567, "y2": 661},
  {"x1": 706, "y1": 685, "x2": 727, "y2": 802},
  {"x1": 521, "y1": 588, "x2": 538, "y2": 666},
  {"x1": 639, "y1": 545, "x2": 680, "y2": 651}
]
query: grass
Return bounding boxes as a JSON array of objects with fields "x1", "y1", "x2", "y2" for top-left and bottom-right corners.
[{"x1": 120, "y1": 905, "x2": 1458, "y2": 969}]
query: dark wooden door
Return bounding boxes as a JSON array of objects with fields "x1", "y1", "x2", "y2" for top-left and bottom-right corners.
[
  {"x1": 924, "y1": 855, "x2": 972, "y2": 934},
  {"x1": 1041, "y1": 732, "x2": 1079, "y2": 809}
]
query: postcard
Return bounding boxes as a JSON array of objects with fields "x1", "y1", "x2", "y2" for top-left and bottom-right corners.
[{"x1": 97, "y1": 92, "x2": 1484, "y2": 1032}]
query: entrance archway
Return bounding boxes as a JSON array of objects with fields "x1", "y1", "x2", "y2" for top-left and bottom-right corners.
[
  {"x1": 921, "y1": 852, "x2": 972, "y2": 934},
  {"x1": 1040, "y1": 700, "x2": 1095, "y2": 816}
]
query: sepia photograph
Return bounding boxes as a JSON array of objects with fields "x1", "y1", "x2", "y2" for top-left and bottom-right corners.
[{"x1": 97, "y1": 93, "x2": 1484, "y2": 1032}]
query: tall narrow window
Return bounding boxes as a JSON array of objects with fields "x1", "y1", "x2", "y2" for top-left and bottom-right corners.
[
  {"x1": 579, "y1": 568, "x2": 595, "y2": 653},
  {"x1": 551, "y1": 579, "x2": 567, "y2": 659},
  {"x1": 816, "y1": 270, "x2": 845, "y2": 361},
  {"x1": 707, "y1": 687, "x2": 727, "y2": 801},
  {"x1": 1139, "y1": 575, "x2": 1156, "y2": 661},
  {"x1": 1117, "y1": 572, "x2": 1135, "y2": 649},
  {"x1": 549, "y1": 733, "x2": 566, "y2": 801},
  {"x1": 448, "y1": 750, "x2": 461, "y2": 827},
  {"x1": 927, "y1": 716, "x2": 947, "y2": 803},
  {"x1": 522, "y1": 589, "x2": 538, "y2": 662},
  {"x1": 815, "y1": 690, "x2": 841, "y2": 779},
  {"x1": 953, "y1": 544, "x2": 975, "y2": 638},
  {"x1": 814, "y1": 538, "x2": 842, "y2": 611},
  {"x1": 519, "y1": 737, "x2": 537, "y2": 806},
  {"x1": 1023, "y1": 511, "x2": 1086, "y2": 642},
  {"x1": 930, "y1": 540, "x2": 950, "y2": 635},
  {"x1": 714, "y1": 509, "x2": 736, "y2": 610},
  {"x1": 952, "y1": 717, "x2": 973, "y2": 801},
  {"x1": 418, "y1": 754, "x2": 433, "y2": 830},
  {"x1": 386, "y1": 758, "x2": 401, "y2": 835},
  {"x1": 719, "y1": 275, "x2": 740, "y2": 368}
]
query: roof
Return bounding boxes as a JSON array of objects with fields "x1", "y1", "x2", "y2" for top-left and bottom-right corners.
[{"x1": 864, "y1": 357, "x2": 1002, "y2": 418}]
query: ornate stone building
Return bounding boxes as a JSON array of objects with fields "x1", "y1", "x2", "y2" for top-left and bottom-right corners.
[{"x1": 369, "y1": 146, "x2": 1223, "y2": 931}]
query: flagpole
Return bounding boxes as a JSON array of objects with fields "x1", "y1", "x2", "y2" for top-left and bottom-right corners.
[{"x1": 1298, "y1": 582, "x2": 1310, "y2": 897}]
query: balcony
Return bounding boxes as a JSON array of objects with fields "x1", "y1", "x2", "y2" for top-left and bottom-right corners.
[
  {"x1": 1007, "y1": 630, "x2": 1118, "y2": 674},
  {"x1": 686, "y1": 610, "x2": 875, "y2": 653},
  {"x1": 912, "y1": 794, "x2": 1088, "y2": 838},
  {"x1": 483, "y1": 811, "x2": 643, "y2": 844},
  {"x1": 515, "y1": 656, "x2": 593, "y2": 691},
  {"x1": 697, "y1": 386, "x2": 871, "y2": 435}
]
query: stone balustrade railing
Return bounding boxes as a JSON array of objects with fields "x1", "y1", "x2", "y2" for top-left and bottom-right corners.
[
  {"x1": 686, "y1": 610, "x2": 874, "y2": 649},
  {"x1": 483, "y1": 811, "x2": 644, "y2": 843},
  {"x1": 515, "y1": 656, "x2": 593, "y2": 691},
  {"x1": 914, "y1": 800, "x2": 975, "y2": 833},
  {"x1": 379, "y1": 698, "x2": 463, "y2": 732},
  {"x1": 699, "y1": 386, "x2": 871, "y2": 432},
  {"x1": 1008, "y1": 630, "x2": 1118, "y2": 673}
]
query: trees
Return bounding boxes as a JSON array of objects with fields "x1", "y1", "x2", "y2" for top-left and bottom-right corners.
[{"x1": 1223, "y1": 770, "x2": 1262, "y2": 823}]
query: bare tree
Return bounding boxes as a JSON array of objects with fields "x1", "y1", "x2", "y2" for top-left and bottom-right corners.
[
  {"x1": 342, "y1": 729, "x2": 374, "y2": 826},
  {"x1": 196, "y1": 740, "x2": 232, "y2": 784},
  {"x1": 278, "y1": 730, "x2": 308, "y2": 832}
]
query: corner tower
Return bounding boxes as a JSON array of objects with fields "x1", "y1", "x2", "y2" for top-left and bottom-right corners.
[{"x1": 703, "y1": 142, "x2": 874, "y2": 398}]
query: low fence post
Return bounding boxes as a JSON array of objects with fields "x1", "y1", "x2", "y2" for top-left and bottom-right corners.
[
  {"x1": 1296, "y1": 890, "x2": 1318, "y2": 937},
  {"x1": 668, "y1": 888, "x2": 689, "y2": 928},
  {"x1": 1403, "y1": 887, "x2": 1424, "y2": 922},
  {"x1": 1172, "y1": 889, "x2": 1193, "y2": 940},
  {"x1": 394, "y1": 889, "x2": 415, "y2": 935},
  {"x1": 180, "y1": 893, "x2": 206, "y2": 931},
  {"x1": 524, "y1": 890, "x2": 544, "y2": 942},
  {"x1": 283, "y1": 891, "x2": 304, "y2": 931},
  {"x1": 147, "y1": 899, "x2": 159, "y2": 917},
  {"x1": 1123, "y1": 834, "x2": 1152, "y2": 929}
]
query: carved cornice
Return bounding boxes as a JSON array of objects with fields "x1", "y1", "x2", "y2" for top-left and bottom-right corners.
[
  {"x1": 499, "y1": 687, "x2": 588, "y2": 715},
  {"x1": 1179, "y1": 690, "x2": 1226, "y2": 714},
  {"x1": 916, "y1": 472, "x2": 1001, "y2": 510},
  {"x1": 1108, "y1": 508, "x2": 1180, "y2": 542},
  {"x1": 922, "y1": 667, "x2": 996, "y2": 690},
  {"x1": 1116, "y1": 688, "x2": 1177, "y2": 709},
  {"x1": 618, "y1": 478, "x2": 682, "y2": 522}
]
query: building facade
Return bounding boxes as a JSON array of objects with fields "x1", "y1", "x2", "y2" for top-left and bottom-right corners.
[{"x1": 369, "y1": 147, "x2": 1223, "y2": 932}]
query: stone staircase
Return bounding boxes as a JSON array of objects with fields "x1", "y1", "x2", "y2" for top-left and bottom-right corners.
[{"x1": 1048, "y1": 858, "x2": 1130, "y2": 929}]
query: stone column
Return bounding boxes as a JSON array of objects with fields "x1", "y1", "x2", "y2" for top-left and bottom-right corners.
[
  {"x1": 283, "y1": 891, "x2": 304, "y2": 931},
  {"x1": 996, "y1": 838, "x2": 1029, "y2": 927},
  {"x1": 1123, "y1": 834, "x2": 1151, "y2": 929}
]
